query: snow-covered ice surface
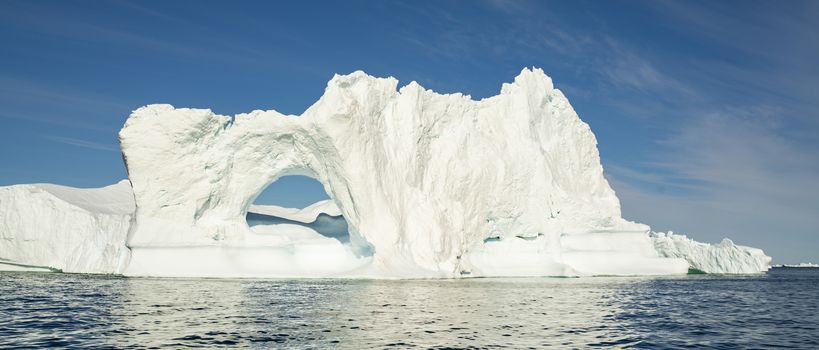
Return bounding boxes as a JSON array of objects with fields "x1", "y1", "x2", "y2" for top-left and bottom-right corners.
[
  {"x1": 0, "y1": 181, "x2": 133, "y2": 273},
  {"x1": 0, "y1": 68, "x2": 772, "y2": 277},
  {"x1": 249, "y1": 200, "x2": 342, "y2": 223},
  {"x1": 247, "y1": 200, "x2": 351, "y2": 246},
  {"x1": 651, "y1": 232, "x2": 770, "y2": 273}
]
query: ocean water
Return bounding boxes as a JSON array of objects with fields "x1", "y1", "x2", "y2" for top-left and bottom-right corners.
[{"x1": 1, "y1": 268, "x2": 817, "y2": 349}]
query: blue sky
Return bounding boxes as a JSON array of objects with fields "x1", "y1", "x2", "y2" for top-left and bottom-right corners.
[{"x1": 1, "y1": 0, "x2": 817, "y2": 263}]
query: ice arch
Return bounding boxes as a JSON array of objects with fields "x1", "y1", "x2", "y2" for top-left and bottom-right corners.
[
  {"x1": 119, "y1": 115, "x2": 377, "y2": 277},
  {"x1": 118, "y1": 68, "x2": 692, "y2": 278}
]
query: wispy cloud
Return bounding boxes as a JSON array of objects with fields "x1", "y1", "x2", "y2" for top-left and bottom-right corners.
[
  {"x1": 0, "y1": 1, "x2": 320, "y2": 76},
  {"x1": 0, "y1": 112, "x2": 112, "y2": 131},
  {"x1": 43, "y1": 135, "x2": 119, "y2": 152},
  {"x1": 0, "y1": 76, "x2": 129, "y2": 111},
  {"x1": 597, "y1": 39, "x2": 696, "y2": 98},
  {"x1": 0, "y1": 76, "x2": 128, "y2": 131},
  {"x1": 483, "y1": 0, "x2": 535, "y2": 14}
]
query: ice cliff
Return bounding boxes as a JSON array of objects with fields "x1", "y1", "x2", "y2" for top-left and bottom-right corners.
[{"x1": 0, "y1": 68, "x2": 771, "y2": 277}]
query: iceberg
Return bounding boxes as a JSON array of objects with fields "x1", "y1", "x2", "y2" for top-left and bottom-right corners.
[
  {"x1": 0, "y1": 181, "x2": 133, "y2": 273},
  {"x1": 0, "y1": 68, "x2": 771, "y2": 277},
  {"x1": 650, "y1": 232, "x2": 771, "y2": 274},
  {"x1": 772, "y1": 263, "x2": 818, "y2": 268}
]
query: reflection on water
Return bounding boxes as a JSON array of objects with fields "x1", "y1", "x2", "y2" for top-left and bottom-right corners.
[{"x1": 1, "y1": 269, "x2": 818, "y2": 348}]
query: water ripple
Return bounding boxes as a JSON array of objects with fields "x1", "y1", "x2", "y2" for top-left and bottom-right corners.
[{"x1": 1, "y1": 269, "x2": 818, "y2": 348}]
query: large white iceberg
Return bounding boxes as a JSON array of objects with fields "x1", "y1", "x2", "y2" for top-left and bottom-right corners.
[{"x1": 0, "y1": 68, "x2": 771, "y2": 277}]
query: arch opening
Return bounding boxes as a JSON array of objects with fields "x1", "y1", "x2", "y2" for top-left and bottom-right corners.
[
  {"x1": 243, "y1": 175, "x2": 373, "y2": 275},
  {"x1": 246, "y1": 175, "x2": 353, "y2": 244}
]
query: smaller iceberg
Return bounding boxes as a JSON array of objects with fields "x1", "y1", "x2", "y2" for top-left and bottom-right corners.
[
  {"x1": 651, "y1": 231, "x2": 771, "y2": 273},
  {"x1": 0, "y1": 181, "x2": 133, "y2": 273}
]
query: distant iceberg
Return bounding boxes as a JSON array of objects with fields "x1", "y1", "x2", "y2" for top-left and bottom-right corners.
[
  {"x1": 0, "y1": 69, "x2": 771, "y2": 277},
  {"x1": 773, "y1": 263, "x2": 819, "y2": 268}
]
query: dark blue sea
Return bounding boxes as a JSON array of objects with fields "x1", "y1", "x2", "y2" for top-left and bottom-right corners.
[{"x1": 1, "y1": 268, "x2": 817, "y2": 349}]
